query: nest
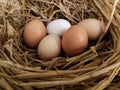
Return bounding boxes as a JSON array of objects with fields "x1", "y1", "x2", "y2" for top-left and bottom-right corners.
[{"x1": 0, "y1": 0, "x2": 120, "y2": 90}]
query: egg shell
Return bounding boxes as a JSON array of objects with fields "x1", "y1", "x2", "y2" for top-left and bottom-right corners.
[
  {"x1": 62, "y1": 25, "x2": 88, "y2": 56},
  {"x1": 23, "y1": 19, "x2": 47, "y2": 48},
  {"x1": 47, "y1": 19, "x2": 71, "y2": 36},
  {"x1": 38, "y1": 34, "x2": 61, "y2": 60},
  {"x1": 78, "y1": 18, "x2": 105, "y2": 40}
]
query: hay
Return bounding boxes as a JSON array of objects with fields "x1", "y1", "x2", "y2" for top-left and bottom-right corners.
[{"x1": 0, "y1": 0, "x2": 120, "y2": 90}]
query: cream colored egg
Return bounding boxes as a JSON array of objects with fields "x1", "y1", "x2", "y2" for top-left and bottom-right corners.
[
  {"x1": 38, "y1": 34, "x2": 61, "y2": 60},
  {"x1": 78, "y1": 18, "x2": 105, "y2": 40}
]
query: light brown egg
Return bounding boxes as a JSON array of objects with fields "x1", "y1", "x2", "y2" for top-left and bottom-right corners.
[
  {"x1": 38, "y1": 34, "x2": 61, "y2": 60},
  {"x1": 23, "y1": 19, "x2": 47, "y2": 48},
  {"x1": 78, "y1": 18, "x2": 105, "y2": 40},
  {"x1": 62, "y1": 25, "x2": 88, "y2": 56}
]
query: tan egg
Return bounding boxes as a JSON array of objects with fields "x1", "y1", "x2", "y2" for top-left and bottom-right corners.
[
  {"x1": 62, "y1": 25, "x2": 88, "y2": 56},
  {"x1": 78, "y1": 18, "x2": 105, "y2": 40},
  {"x1": 23, "y1": 19, "x2": 47, "y2": 48},
  {"x1": 38, "y1": 34, "x2": 61, "y2": 60}
]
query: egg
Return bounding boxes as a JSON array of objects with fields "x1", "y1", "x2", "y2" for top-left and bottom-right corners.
[
  {"x1": 47, "y1": 19, "x2": 71, "y2": 36},
  {"x1": 62, "y1": 25, "x2": 88, "y2": 56},
  {"x1": 38, "y1": 34, "x2": 61, "y2": 60},
  {"x1": 78, "y1": 18, "x2": 105, "y2": 40},
  {"x1": 23, "y1": 19, "x2": 47, "y2": 48}
]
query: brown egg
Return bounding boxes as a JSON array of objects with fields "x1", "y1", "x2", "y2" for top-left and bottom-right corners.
[
  {"x1": 78, "y1": 18, "x2": 105, "y2": 40},
  {"x1": 23, "y1": 19, "x2": 47, "y2": 48},
  {"x1": 38, "y1": 34, "x2": 61, "y2": 60},
  {"x1": 62, "y1": 25, "x2": 88, "y2": 56}
]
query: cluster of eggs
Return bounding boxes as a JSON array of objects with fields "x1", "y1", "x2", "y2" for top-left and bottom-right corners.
[{"x1": 23, "y1": 18, "x2": 105, "y2": 60}]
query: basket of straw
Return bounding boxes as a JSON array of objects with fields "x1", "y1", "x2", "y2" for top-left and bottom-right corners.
[{"x1": 0, "y1": 0, "x2": 120, "y2": 90}]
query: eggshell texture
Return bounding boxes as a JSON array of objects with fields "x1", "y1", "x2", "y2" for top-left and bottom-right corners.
[
  {"x1": 38, "y1": 34, "x2": 61, "y2": 60},
  {"x1": 47, "y1": 19, "x2": 71, "y2": 36},
  {"x1": 62, "y1": 25, "x2": 88, "y2": 56},
  {"x1": 23, "y1": 19, "x2": 47, "y2": 48},
  {"x1": 78, "y1": 18, "x2": 105, "y2": 40}
]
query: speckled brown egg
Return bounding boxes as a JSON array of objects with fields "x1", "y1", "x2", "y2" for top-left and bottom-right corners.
[
  {"x1": 23, "y1": 19, "x2": 47, "y2": 48},
  {"x1": 62, "y1": 25, "x2": 88, "y2": 56}
]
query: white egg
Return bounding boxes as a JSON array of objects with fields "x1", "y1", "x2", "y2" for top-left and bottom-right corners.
[{"x1": 47, "y1": 19, "x2": 71, "y2": 36}]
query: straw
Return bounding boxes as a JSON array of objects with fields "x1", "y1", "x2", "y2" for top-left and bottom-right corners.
[{"x1": 0, "y1": 0, "x2": 120, "y2": 89}]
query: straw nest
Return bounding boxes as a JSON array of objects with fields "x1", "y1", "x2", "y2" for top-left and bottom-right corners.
[{"x1": 0, "y1": 0, "x2": 120, "y2": 90}]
